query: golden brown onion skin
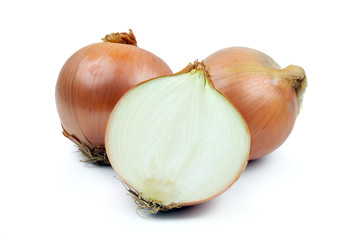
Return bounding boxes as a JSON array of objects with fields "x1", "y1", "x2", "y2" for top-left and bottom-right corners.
[
  {"x1": 204, "y1": 47, "x2": 306, "y2": 160},
  {"x1": 56, "y1": 42, "x2": 172, "y2": 150}
]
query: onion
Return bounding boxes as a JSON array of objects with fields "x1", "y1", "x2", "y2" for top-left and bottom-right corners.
[
  {"x1": 55, "y1": 30, "x2": 172, "y2": 165},
  {"x1": 203, "y1": 47, "x2": 307, "y2": 160},
  {"x1": 105, "y1": 61, "x2": 251, "y2": 212}
]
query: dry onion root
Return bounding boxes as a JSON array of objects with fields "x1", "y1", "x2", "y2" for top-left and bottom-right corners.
[
  {"x1": 105, "y1": 61, "x2": 251, "y2": 213},
  {"x1": 204, "y1": 47, "x2": 307, "y2": 160},
  {"x1": 55, "y1": 30, "x2": 172, "y2": 165}
]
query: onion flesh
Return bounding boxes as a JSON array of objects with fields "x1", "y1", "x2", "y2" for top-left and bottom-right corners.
[{"x1": 105, "y1": 62, "x2": 251, "y2": 212}]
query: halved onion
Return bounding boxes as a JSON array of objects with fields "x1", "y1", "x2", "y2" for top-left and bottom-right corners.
[{"x1": 105, "y1": 61, "x2": 251, "y2": 212}]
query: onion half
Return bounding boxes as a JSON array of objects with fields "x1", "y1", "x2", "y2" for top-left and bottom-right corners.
[
  {"x1": 204, "y1": 47, "x2": 307, "y2": 160},
  {"x1": 105, "y1": 61, "x2": 251, "y2": 212},
  {"x1": 55, "y1": 30, "x2": 172, "y2": 165}
]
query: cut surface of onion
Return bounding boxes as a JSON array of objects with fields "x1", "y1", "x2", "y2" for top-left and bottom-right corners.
[{"x1": 105, "y1": 62, "x2": 251, "y2": 212}]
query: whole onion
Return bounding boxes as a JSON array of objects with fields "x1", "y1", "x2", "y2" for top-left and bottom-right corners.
[
  {"x1": 204, "y1": 47, "x2": 307, "y2": 160},
  {"x1": 55, "y1": 30, "x2": 172, "y2": 165}
]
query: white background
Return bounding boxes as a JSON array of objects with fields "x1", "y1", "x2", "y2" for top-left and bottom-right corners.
[{"x1": 1, "y1": 0, "x2": 359, "y2": 239}]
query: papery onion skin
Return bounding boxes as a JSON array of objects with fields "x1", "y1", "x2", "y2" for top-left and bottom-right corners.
[
  {"x1": 204, "y1": 47, "x2": 307, "y2": 160},
  {"x1": 55, "y1": 30, "x2": 172, "y2": 164}
]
